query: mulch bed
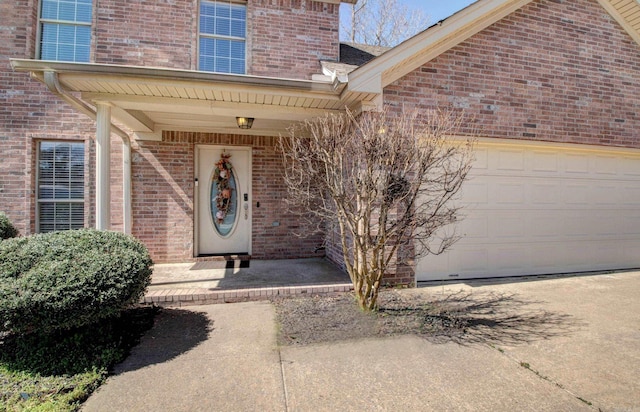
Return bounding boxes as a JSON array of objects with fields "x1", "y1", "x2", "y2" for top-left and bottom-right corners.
[{"x1": 272, "y1": 289, "x2": 466, "y2": 346}]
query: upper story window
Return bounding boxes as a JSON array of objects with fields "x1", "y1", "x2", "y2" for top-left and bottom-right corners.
[
  {"x1": 39, "y1": 0, "x2": 93, "y2": 62},
  {"x1": 199, "y1": 1, "x2": 246, "y2": 74}
]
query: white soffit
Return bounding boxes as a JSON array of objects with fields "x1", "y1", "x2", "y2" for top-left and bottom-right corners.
[
  {"x1": 10, "y1": 60, "x2": 380, "y2": 136},
  {"x1": 597, "y1": 0, "x2": 640, "y2": 45}
]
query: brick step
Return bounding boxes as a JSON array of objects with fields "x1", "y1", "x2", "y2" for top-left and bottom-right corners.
[{"x1": 142, "y1": 283, "x2": 353, "y2": 307}]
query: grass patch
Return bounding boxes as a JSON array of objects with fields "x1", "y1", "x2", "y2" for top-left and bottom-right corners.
[
  {"x1": 0, "y1": 366, "x2": 103, "y2": 411},
  {"x1": 0, "y1": 306, "x2": 157, "y2": 411}
]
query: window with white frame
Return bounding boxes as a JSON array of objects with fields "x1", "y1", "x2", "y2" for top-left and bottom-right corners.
[
  {"x1": 37, "y1": 142, "x2": 85, "y2": 233},
  {"x1": 39, "y1": 0, "x2": 93, "y2": 62},
  {"x1": 199, "y1": 0, "x2": 246, "y2": 74}
]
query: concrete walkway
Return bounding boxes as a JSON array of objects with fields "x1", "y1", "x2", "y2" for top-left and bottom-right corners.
[{"x1": 83, "y1": 271, "x2": 640, "y2": 411}]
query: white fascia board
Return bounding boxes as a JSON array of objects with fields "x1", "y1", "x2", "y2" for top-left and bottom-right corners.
[
  {"x1": 347, "y1": 0, "x2": 534, "y2": 94},
  {"x1": 111, "y1": 107, "x2": 155, "y2": 132},
  {"x1": 133, "y1": 131, "x2": 163, "y2": 141},
  {"x1": 10, "y1": 59, "x2": 345, "y2": 95},
  {"x1": 345, "y1": 71, "x2": 383, "y2": 94}
]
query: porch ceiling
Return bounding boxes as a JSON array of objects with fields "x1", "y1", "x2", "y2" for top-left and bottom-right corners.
[{"x1": 11, "y1": 59, "x2": 379, "y2": 138}]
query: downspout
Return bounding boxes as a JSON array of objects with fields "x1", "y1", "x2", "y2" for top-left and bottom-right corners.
[{"x1": 43, "y1": 71, "x2": 133, "y2": 235}]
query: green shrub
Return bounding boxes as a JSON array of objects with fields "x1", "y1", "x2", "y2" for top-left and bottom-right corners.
[
  {"x1": 0, "y1": 229, "x2": 153, "y2": 334},
  {"x1": 0, "y1": 212, "x2": 18, "y2": 240},
  {"x1": 0, "y1": 306, "x2": 157, "y2": 411},
  {"x1": 0, "y1": 306, "x2": 157, "y2": 376}
]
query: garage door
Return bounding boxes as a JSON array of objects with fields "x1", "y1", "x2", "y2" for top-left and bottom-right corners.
[{"x1": 417, "y1": 139, "x2": 640, "y2": 281}]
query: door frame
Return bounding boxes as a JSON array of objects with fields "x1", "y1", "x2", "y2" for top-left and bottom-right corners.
[{"x1": 194, "y1": 144, "x2": 252, "y2": 257}]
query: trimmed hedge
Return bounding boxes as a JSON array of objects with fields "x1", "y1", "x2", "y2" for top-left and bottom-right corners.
[
  {"x1": 0, "y1": 229, "x2": 153, "y2": 334},
  {"x1": 0, "y1": 212, "x2": 18, "y2": 240}
]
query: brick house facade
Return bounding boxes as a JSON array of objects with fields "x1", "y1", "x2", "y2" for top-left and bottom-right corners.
[
  {"x1": 2, "y1": 0, "x2": 349, "y2": 262},
  {"x1": 384, "y1": 0, "x2": 640, "y2": 148},
  {"x1": 3, "y1": 0, "x2": 640, "y2": 283}
]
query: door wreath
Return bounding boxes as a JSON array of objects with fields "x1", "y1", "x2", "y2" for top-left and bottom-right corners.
[{"x1": 213, "y1": 152, "x2": 233, "y2": 224}]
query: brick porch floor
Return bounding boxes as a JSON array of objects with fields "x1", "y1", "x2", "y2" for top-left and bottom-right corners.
[{"x1": 142, "y1": 257, "x2": 353, "y2": 307}]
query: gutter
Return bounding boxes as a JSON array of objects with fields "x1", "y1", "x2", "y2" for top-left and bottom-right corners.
[
  {"x1": 13, "y1": 59, "x2": 347, "y2": 95},
  {"x1": 42, "y1": 71, "x2": 132, "y2": 235}
]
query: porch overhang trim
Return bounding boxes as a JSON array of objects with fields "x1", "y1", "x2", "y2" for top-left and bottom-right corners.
[
  {"x1": 10, "y1": 59, "x2": 347, "y2": 95},
  {"x1": 11, "y1": 59, "x2": 381, "y2": 136}
]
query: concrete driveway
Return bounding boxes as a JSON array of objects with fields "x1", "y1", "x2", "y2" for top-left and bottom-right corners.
[
  {"x1": 83, "y1": 271, "x2": 640, "y2": 411},
  {"x1": 454, "y1": 271, "x2": 640, "y2": 411}
]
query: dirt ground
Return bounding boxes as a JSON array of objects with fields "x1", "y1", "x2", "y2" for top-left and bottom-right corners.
[
  {"x1": 272, "y1": 288, "x2": 576, "y2": 347},
  {"x1": 273, "y1": 289, "x2": 468, "y2": 346}
]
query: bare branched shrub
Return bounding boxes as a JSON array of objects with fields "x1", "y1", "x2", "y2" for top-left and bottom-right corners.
[{"x1": 280, "y1": 107, "x2": 475, "y2": 310}]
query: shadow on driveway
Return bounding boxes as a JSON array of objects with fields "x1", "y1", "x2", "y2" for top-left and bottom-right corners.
[{"x1": 380, "y1": 290, "x2": 585, "y2": 346}]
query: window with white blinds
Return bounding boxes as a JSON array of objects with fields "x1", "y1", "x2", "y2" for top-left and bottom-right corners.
[
  {"x1": 199, "y1": 1, "x2": 246, "y2": 74},
  {"x1": 37, "y1": 142, "x2": 85, "y2": 233},
  {"x1": 39, "y1": 0, "x2": 93, "y2": 62}
]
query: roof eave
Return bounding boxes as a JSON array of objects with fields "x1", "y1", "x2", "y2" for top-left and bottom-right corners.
[
  {"x1": 596, "y1": 0, "x2": 640, "y2": 46},
  {"x1": 10, "y1": 59, "x2": 346, "y2": 95},
  {"x1": 10, "y1": 59, "x2": 381, "y2": 137}
]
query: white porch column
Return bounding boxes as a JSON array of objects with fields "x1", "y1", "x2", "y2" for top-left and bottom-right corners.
[
  {"x1": 96, "y1": 103, "x2": 111, "y2": 230},
  {"x1": 122, "y1": 139, "x2": 132, "y2": 234}
]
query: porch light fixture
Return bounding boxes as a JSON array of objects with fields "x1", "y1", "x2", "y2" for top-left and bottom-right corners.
[{"x1": 236, "y1": 117, "x2": 254, "y2": 129}]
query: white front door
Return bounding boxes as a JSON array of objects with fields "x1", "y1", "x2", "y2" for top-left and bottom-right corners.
[{"x1": 196, "y1": 146, "x2": 251, "y2": 255}]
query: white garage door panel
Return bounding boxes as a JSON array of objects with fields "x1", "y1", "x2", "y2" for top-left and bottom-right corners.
[
  {"x1": 423, "y1": 239, "x2": 639, "y2": 279},
  {"x1": 417, "y1": 141, "x2": 640, "y2": 281},
  {"x1": 457, "y1": 210, "x2": 626, "y2": 243}
]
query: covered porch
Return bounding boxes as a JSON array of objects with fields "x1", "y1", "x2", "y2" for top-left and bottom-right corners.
[
  {"x1": 10, "y1": 59, "x2": 372, "y2": 298},
  {"x1": 10, "y1": 59, "x2": 379, "y2": 264},
  {"x1": 10, "y1": 59, "x2": 379, "y2": 239}
]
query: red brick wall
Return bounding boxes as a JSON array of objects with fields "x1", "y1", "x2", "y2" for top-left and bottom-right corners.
[
  {"x1": 325, "y1": 220, "x2": 344, "y2": 272},
  {"x1": 384, "y1": 0, "x2": 640, "y2": 148},
  {"x1": 325, "y1": 210, "x2": 415, "y2": 287},
  {"x1": 94, "y1": 0, "x2": 197, "y2": 68},
  {"x1": 247, "y1": 135, "x2": 326, "y2": 259},
  {"x1": 1, "y1": 0, "x2": 340, "y2": 241},
  {"x1": 1, "y1": 0, "x2": 41, "y2": 233},
  {"x1": 247, "y1": 0, "x2": 340, "y2": 79},
  {"x1": 130, "y1": 139, "x2": 194, "y2": 262},
  {"x1": 94, "y1": 0, "x2": 341, "y2": 78},
  {"x1": 135, "y1": 132, "x2": 326, "y2": 262},
  {"x1": 0, "y1": 1, "x2": 97, "y2": 235}
]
